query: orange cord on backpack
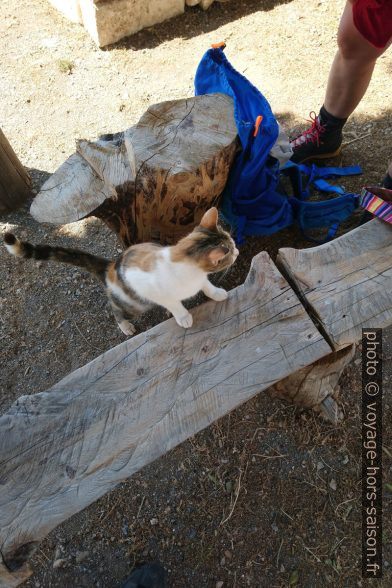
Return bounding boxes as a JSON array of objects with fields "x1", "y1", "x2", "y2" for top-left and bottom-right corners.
[
  {"x1": 253, "y1": 115, "x2": 263, "y2": 137},
  {"x1": 211, "y1": 42, "x2": 226, "y2": 49}
]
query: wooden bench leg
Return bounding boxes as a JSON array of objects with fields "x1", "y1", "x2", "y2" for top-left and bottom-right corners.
[{"x1": 268, "y1": 344, "x2": 355, "y2": 423}]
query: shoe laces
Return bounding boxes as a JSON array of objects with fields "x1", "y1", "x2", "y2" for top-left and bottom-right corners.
[{"x1": 290, "y1": 112, "x2": 327, "y2": 149}]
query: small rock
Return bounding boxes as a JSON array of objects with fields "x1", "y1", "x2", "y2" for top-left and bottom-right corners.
[
  {"x1": 53, "y1": 558, "x2": 66, "y2": 569},
  {"x1": 329, "y1": 478, "x2": 337, "y2": 491},
  {"x1": 150, "y1": 518, "x2": 159, "y2": 526},
  {"x1": 75, "y1": 551, "x2": 89, "y2": 564},
  {"x1": 216, "y1": 582, "x2": 224, "y2": 588},
  {"x1": 224, "y1": 550, "x2": 232, "y2": 560},
  {"x1": 342, "y1": 455, "x2": 349, "y2": 465}
]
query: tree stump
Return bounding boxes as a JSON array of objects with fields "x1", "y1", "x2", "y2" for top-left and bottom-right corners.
[
  {"x1": 0, "y1": 128, "x2": 31, "y2": 215},
  {"x1": 30, "y1": 93, "x2": 238, "y2": 247}
]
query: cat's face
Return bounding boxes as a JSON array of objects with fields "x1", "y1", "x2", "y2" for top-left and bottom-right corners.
[{"x1": 172, "y1": 208, "x2": 239, "y2": 273}]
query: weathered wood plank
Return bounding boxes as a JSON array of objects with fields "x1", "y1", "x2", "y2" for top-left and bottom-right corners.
[
  {"x1": 0, "y1": 128, "x2": 31, "y2": 215},
  {"x1": 0, "y1": 252, "x2": 330, "y2": 580},
  {"x1": 276, "y1": 219, "x2": 392, "y2": 350},
  {"x1": 30, "y1": 152, "x2": 114, "y2": 224}
]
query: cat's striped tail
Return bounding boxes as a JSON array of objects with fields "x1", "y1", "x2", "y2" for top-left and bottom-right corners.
[{"x1": 4, "y1": 233, "x2": 110, "y2": 281}]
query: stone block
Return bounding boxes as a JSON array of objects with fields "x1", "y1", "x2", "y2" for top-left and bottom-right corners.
[
  {"x1": 49, "y1": 0, "x2": 83, "y2": 23},
  {"x1": 79, "y1": 0, "x2": 185, "y2": 46}
]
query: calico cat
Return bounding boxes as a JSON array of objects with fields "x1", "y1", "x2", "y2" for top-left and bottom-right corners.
[{"x1": 4, "y1": 208, "x2": 238, "y2": 335}]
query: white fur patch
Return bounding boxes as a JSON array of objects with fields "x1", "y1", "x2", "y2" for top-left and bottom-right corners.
[
  {"x1": 5, "y1": 243, "x2": 18, "y2": 256},
  {"x1": 123, "y1": 247, "x2": 207, "y2": 307},
  {"x1": 106, "y1": 279, "x2": 145, "y2": 312}
]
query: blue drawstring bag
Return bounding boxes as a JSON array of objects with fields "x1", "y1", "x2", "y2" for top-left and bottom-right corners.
[{"x1": 195, "y1": 45, "x2": 361, "y2": 243}]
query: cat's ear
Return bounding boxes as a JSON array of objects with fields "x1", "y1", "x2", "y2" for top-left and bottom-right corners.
[
  {"x1": 208, "y1": 246, "x2": 228, "y2": 266},
  {"x1": 199, "y1": 207, "x2": 218, "y2": 230}
]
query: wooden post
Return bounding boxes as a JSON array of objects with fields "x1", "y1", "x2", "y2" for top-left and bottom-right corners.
[
  {"x1": 0, "y1": 129, "x2": 31, "y2": 214},
  {"x1": 269, "y1": 344, "x2": 355, "y2": 424}
]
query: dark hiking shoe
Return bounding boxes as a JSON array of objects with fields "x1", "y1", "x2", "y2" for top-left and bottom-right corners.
[
  {"x1": 121, "y1": 562, "x2": 166, "y2": 588},
  {"x1": 290, "y1": 112, "x2": 343, "y2": 163}
]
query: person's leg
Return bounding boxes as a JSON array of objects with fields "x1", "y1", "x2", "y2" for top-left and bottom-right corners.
[
  {"x1": 324, "y1": 1, "x2": 391, "y2": 119},
  {"x1": 291, "y1": 0, "x2": 392, "y2": 163}
]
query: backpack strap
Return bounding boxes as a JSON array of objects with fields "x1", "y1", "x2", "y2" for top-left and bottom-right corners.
[
  {"x1": 291, "y1": 193, "x2": 359, "y2": 243},
  {"x1": 298, "y1": 163, "x2": 362, "y2": 178},
  {"x1": 280, "y1": 161, "x2": 362, "y2": 242},
  {"x1": 280, "y1": 161, "x2": 309, "y2": 200},
  {"x1": 312, "y1": 179, "x2": 345, "y2": 195},
  {"x1": 298, "y1": 163, "x2": 362, "y2": 193}
]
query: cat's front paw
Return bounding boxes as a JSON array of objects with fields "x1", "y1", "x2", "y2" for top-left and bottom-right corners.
[
  {"x1": 118, "y1": 320, "x2": 136, "y2": 336},
  {"x1": 210, "y1": 287, "x2": 228, "y2": 302},
  {"x1": 175, "y1": 312, "x2": 193, "y2": 329}
]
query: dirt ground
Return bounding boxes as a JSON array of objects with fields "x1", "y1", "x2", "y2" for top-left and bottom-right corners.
[{"x1": 1, "y1": 0, "x2": 391, "y2": 586}]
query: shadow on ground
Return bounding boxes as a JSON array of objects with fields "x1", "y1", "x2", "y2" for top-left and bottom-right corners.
[{"x1": 106, "y1": 0, "x2": 294, "y2": 51}]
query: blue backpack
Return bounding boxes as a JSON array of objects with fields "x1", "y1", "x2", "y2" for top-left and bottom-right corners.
[{"x1": 195, "y1": 45, "x2": 361, "y2": 243}]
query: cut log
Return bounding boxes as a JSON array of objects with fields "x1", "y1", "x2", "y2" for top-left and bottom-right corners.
[
  {"x1": 0, "y1": 128, "x2": 31, "y2": 215},
  {"x1": 30, "y1": 93, "x2": 238, "y2": 247},
  {"x1": 30, "y1": 152, "x2": 115, "y2": 224},
  {"x1": 270, "y1": 344, "x2": 355, "y2": 424},
  {"x1": 276, "y1": 218, "x2": 392, "y2": 350},
  {"x1": 0, "y1": 252, "x2": 330, "y2": 584}
]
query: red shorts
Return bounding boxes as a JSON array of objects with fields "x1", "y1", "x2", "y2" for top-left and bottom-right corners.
[{"x1": 353, "y1": 0, "x2": 392, "y2": 48}]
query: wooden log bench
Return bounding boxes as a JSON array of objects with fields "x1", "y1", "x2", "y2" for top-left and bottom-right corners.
[{"x1": 1, "y1": 218, "x2": 391, "y2": 586}]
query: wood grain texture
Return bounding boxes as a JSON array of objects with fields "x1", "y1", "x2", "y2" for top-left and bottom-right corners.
[
  {"x1": 30, "y1": 152, "x2": 114, "y2": 224},
  {"x1": 30, "y1": 94, "x2": 238, "y2": 247},
  {"x1": 0, "y1": 252, "x2": 330, "y2": 581},
  {"x1": 0, "y1": 128, "x2": 31, "y2": 214},
  {"x1": 276, "y1": 219, "x2": 392, "y2": 350},
  {"x1": 121, "y1": 93, "x2": 238, "y2": 245}
]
